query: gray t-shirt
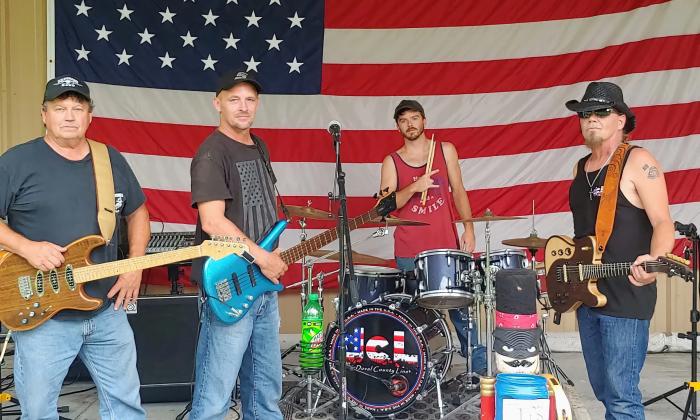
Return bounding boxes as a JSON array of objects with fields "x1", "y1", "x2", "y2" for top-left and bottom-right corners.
[
  {"x1": 190, "y1": 130, "x2": 277, "y2": 282},
  {"x1": 0, "y1": 137, "x2": 146, "y2": 319}
]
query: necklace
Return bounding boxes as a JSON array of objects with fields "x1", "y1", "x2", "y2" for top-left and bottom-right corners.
[{"x1": 585, "y1": 150, "x2": 615, "y2": 200}]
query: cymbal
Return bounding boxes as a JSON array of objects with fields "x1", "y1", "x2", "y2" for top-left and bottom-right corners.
[
  {"x1": 370, "y1": 216, "x2": 429, "y2": 226},
  {"x1": 502, "y1": 235, "x2": 548, "y2": 249},
  {"x1": 454, "y1": 214, "x2": 526, "y2": 223},
  {"x1": 286, "y1": 205, "x2": 336, "y2": 220},
  {"x1": 308, "y1": 250, "x2": 390, "y2": 266}
]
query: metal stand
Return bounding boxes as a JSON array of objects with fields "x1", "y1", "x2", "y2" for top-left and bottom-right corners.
[
  {"x1": 330, "y1": 124, "x2": 354, "y2": 420},
  {"x1": 529, "y1": 248, "x2": 575, "y2": 386},
  {"x1": 482, "y1": 210, "x2": 496, "y2": 378},
  {"x1": 644, "y1": 221, "x2": 699, "y2": 419}
]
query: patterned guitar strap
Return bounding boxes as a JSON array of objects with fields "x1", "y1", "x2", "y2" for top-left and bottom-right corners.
[{"x1": 594, "y1": 142, "x2": 632, "y2": 253}]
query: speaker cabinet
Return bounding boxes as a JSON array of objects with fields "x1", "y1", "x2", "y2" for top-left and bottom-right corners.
[
  {"x1": 64, "y1": 294, "x2": 200, "y2": 402},
  {"x1": 127, "y1": 294, "x2": 200, "y2": 403}
]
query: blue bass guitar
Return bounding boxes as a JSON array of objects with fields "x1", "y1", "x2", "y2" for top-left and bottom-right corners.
[{"x1": 202, "y1": 193, "x2": 397, "y2": 324}]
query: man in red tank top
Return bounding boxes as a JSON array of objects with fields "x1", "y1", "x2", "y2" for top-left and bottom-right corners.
[{"x1": 379, "y1": 99, "x2": 485, "y2": 376}]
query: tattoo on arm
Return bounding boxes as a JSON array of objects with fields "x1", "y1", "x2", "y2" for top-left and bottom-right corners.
[{"x1": 646, "y1": 166, "x2": 659, "y2": 180}]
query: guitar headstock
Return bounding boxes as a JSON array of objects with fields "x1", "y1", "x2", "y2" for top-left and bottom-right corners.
[
  {"x1": 201, "y1": 238, "x2": 249, "y2": 260},
  {"x1": 373, "y1": 189, "x2": 397, "y2": 217},
  {"x1": 658, "y1": 254, "x2": 693, "y2": 281}
]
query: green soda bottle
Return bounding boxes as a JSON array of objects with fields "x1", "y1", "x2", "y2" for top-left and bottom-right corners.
[{"x1": 299, "y1": 293, "x2": 324, "y2": 374}]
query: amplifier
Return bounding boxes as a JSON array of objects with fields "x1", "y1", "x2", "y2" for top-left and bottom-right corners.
[
  {"x1": 128, "y1": 294, "x2": 200, "y2": 403},
  {"x1": 66, "y1": 294, "x2": 200, "y2": 403}
]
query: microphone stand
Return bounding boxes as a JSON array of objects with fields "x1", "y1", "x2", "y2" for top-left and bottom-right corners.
[
  {"x1": 643, "y1": 221, "x2": 699, "y2": 419},
  {"x1": 331, "y1": 127, "x2": 354, "y2": 420}
]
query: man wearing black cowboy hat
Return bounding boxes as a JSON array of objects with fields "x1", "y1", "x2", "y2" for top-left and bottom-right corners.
[{"x1": 566, "y1": 81, "x2": 674, "y2": 419}]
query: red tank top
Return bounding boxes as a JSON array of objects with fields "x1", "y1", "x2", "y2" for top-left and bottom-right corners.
[{"x1": 390, "y1": 142, "x2": 459, "y2": 258}]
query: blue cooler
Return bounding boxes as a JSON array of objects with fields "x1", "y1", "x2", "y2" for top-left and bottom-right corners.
[{"x1": 495, "y1": 373, "x2": 549, "y2": 420}]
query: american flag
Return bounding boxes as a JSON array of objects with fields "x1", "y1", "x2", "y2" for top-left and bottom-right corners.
[
  {"x1": 52, "y1": 0, "x2": 700, "y2": 286},
  {"x1": 344, "y1": 327, "x2": 364, "y2": 360}
]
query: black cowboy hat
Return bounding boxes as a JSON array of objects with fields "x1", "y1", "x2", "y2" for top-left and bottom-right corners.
[{"x1": 565, "y1": 81, "x2": 636, "y2": 133}]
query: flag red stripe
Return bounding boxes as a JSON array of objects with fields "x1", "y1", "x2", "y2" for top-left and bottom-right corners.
[
  {"x1": 321, "y1": 35, "x2": 700, "y2": 96},
  {"x1": 143, "y1": 169, "x2": 700, "y2": 228},
  {"x1": 91, "y1": 101, "x2": 700, "y2": 162},
  {"x1": 325, "y1": 0, "x2": 667, "y2": 29}
]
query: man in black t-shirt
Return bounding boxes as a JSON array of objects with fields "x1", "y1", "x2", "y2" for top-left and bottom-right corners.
[
  {"x1": 0, "y1": 75, "x2": 149, "y2": 419},
  {"x1": 189, "y1": 69, "x2": 287, "y2": 420},
  {"x1": 566, "y1": 82, "x2": 674, "y2": 419}
]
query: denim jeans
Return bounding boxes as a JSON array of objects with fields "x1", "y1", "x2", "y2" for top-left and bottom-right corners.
[
  {"x1": 191, "y1": 291, "x2": 282, "y2": 420},
  {"x1": 577, "y1": 305, "x2": 649, "y2": 420},
  {"x1": 13, "y1": 307, "x2": 144, "y2": 420},
  {"x1": 396, "y1": 257, "x2": 486, "y2": 375}
]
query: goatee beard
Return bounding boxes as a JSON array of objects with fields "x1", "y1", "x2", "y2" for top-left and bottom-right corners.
[{"x1": 584, "y1": 132, "x2": 604, "y2": 149}]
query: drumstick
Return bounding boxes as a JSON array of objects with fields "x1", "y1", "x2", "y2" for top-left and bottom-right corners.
[{"x1": 420, "y1": 134, "x2": 436, "y2": 205}]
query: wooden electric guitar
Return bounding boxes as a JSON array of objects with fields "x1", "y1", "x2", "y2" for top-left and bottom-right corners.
[
  {"x1": 0, "y1": 235, "x2": 248, "y2": 331},
  {"x1": 202, "y1": 192, "x2": 397, "y2": 324},
  {"x1": 544, "y1": 235, "x2": 692, "y2": 314}
]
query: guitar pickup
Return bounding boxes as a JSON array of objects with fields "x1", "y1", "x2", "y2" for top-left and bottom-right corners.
[
  {"x1": 247, "y1": 265, "x2": 256, "y2": 287},
  {"x1": 231, "y1": 273, "x2": 242, "y2": 295}
]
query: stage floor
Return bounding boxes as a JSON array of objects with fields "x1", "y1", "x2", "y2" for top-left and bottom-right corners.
[{"x1": 1, "y1": 351, "x2": 693, "y2": 419}]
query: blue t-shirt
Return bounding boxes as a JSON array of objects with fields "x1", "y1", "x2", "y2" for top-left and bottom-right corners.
[{"x1": 0, "y1": 137, "x2": 146, "y2": 319}]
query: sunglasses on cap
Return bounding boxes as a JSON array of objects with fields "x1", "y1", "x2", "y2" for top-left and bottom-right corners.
[{"x1": 577, "y1": 108, "x2": 616, "y2": 119}]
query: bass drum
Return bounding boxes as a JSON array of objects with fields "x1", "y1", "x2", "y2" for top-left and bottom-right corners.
[{"x1": 324, "y1": 295, "x2": 452, "y2": 417}]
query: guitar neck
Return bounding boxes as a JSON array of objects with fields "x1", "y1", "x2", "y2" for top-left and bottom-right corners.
[
  {"x1": 280, "y1": 209, "x2": 379, "y2": 265},
  {"x1": 578, "y1": 261, "x2": 665, "y2": 279},
  {"x1": 73, "y1": 246, "x2": 207, "y2": 284}
]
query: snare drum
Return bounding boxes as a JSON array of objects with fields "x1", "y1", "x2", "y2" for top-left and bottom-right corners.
[
  {"x1": 345, "y1": 266, "x2": 403, "y2": 310},
  {"x1": 477, "y1": 249, "x2": 528, "y2": 276},
  {"x1": 414, "y1": 249, "x2": 476, "y2": 309}
]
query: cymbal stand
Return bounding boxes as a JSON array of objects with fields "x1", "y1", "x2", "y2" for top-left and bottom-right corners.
[
  {"x1": 281, "y1": 217, "x2": 310, "y2": 379},
  {"x1": 483, "y1": 211, "x2": 496, "y2": 377},
  {"x1": 526, "y1": 246, "x2": 574, "y2": 386}
]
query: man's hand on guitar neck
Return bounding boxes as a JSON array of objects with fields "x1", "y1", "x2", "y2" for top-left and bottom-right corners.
[
  {"x1": 18, "y1": 240, "x2": 67, "y2": 271},
  {"x1": 254, "y1": 247, "x2": 288, "y2": 284},
  {"x1": 629, "y1": 254, "x2": 657, "y2": 286},
  {"x1": 108, "y1": 271, "x2": 142, "y2": 310}
]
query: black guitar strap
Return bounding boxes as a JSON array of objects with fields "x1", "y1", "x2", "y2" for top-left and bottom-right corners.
[{"x1": 251, "y1": 134, "x2": 290, "y2": 220}]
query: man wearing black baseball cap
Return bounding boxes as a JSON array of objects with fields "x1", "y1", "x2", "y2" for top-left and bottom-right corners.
[
  {"x1": 567, "y1": 81, "x2": 674, "y2": 419},
  {"x1": 0, "y1": 74, "x2": 149, "y2": 418},
  {"x1": 189, "y1": 68, "x2": 286, "y2": 420},
  {"x1": 379, "y1": 99, "x2": 485, "y2": 378}
]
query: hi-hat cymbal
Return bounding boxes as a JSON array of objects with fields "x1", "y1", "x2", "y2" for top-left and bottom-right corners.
[
  {"x1": 308, "y1": 250, "x2": 390, "y2": 265},
  {"x1": 286, "y1": 205, "x2": 337, "y2": 220},
  {"x1": 454, "y1": 214, "x2": 526, "y2": 223},
  {"x1": 369, "y1": 216, "x2": 429, "y2": 226},
  {"x1": 502, "y1": 235, "x2": 548, "y2": 249}
]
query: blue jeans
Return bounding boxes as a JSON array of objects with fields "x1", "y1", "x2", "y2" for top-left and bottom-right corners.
[
  {"x1": 191, "y1": 292, "x2": 282, "y2": 420},
  {"x1": 577, "y1": 306, "x2": 649, "y2": 420},
  {"x1": 13, "y1": 308, "x2": 144, "y2": 420},
  {"x1": 396, "y1": 257, "x2": 486, "y2": 375}
]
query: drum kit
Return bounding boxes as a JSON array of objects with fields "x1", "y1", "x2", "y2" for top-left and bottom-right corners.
[{"x1": 281, "y1": 204, "x2": 570, "y2": 418}]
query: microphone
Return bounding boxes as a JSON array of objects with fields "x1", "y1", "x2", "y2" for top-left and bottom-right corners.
[
  {"x1": 674, "y1": 221, "x2": 697, "y2": 236},
  {"x1": 328, "y1": 120, "x2": 341, "y2": 136}
]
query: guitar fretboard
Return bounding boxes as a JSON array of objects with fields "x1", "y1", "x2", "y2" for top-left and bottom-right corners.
[
  {"x1": 559, "y1": 261, "x2": 666, "y2": 279},
  {"x1": 280, "y1": 209, "x2": 379, "y2": 265}
]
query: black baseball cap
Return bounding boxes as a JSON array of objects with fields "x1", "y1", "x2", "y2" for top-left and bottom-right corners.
[
  {"x1": 43, "y1": 75, "x2": 91, "y2": 102},
  {"x1": 216, "y1": 69, "x2": 262, "y2": 95},
  {"x1": 393, "y1": 99, "x2": 425, "y2": 121}
]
